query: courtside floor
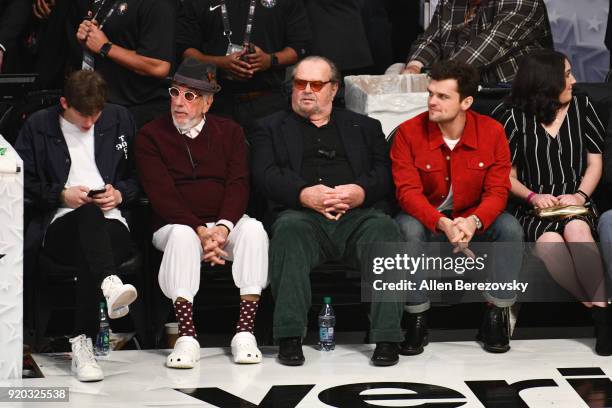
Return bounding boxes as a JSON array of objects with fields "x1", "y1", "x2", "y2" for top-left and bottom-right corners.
[{"x1": 2, "y1": 339, "x2": 612, "y2": 407}]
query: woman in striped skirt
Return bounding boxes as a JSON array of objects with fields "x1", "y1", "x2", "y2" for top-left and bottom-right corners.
[{"x1": 494, "y1": 50, "x2": 609, "y2": 355}]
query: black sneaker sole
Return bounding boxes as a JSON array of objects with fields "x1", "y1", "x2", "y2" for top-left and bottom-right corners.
[
  {"x1": 277, "y1": 357, "x2": 305, "y2": 366},
  {"x1": 476, "y1": 333, "x2": 510, "y2": 353},
  {"x1": 371, "y1": 358, "x2": 399, "y2": 367},
  {"x1": 478, "y1": 339, "x2": 510, "y2": 353},
  {"x1": 399, "y1": 336, "x2": 429, "y2": 356},
  {"x1": 482, "y1": 344, "x2": 510, "y2": 353}
]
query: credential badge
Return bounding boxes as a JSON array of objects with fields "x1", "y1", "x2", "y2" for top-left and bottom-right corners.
[{"x1": 261, "y1": 0, "x2": 276, "y2": 8}]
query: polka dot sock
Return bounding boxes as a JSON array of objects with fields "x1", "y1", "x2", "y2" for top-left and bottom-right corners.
[
  {"x1": 174, "y1": 299, "x2": 197, "y2": 338},
  {"x1": 236, "y1": 299, "x2": 259, "y2": 334}
]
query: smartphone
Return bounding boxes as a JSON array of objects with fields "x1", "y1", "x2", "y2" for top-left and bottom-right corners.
[
  {"x1": 239, "y1": 43, "x2": 255, "y2": 62},
  {"x1": 87, "y1": 187, "x2": 106, "y2": 198}
]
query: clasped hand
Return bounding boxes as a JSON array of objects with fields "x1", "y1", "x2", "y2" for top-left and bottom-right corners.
[
  {"x1": 437, "y1": 217, "x2": 477, "y2": 258},
  {"x1": 219, "y1": 44, "x2": 271, "y2": 80},
  {"x1": 299, "y1": 184, "x2": 365, "y2": 220},
  {"x1": 197, "y1": 226, "x2": 229, "y2": 266}
]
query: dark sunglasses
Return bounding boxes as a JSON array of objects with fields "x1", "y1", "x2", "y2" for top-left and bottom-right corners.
[
  {"x1": 293, "y1": 78, "x2": 333, "y2": 92},
  {"x1": 168, "y1": 87, "x2": 201, "y2": 102}
]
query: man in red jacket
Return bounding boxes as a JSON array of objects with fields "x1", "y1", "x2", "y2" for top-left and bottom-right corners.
[
  {"x1": 136, "y1": 58, "x2": 269, "y2": 368},
  {"x1": 391, "y1": 60, "x2": 523, "y2": 355}
]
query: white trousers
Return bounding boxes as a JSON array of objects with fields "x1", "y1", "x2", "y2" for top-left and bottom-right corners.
[{"x1": 152, "y1": 216, "x2": 269, "y2": 303}]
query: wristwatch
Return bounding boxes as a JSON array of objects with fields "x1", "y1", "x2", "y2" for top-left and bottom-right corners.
[
  {"x1": 470, "y1": 214, "x2": 483, "y2": 230},
  {"x1": 99, "y1": 42, "x2": 113, "y2": 58},
  {"x1": 270, "y1": 53, "x2": 279, "y2": 68}
]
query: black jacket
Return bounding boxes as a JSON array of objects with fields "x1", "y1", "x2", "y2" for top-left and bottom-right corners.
[
  {"x1": 250, "y1": 108, "x2": 393, "y2": 223},
  {"x1": 14, "y1": 103, "x2": 140, "y2": 256}
]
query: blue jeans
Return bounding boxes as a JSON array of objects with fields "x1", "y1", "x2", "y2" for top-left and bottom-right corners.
[{"x1": 395, "y1": 212, "x2": 524, "y2": 313}]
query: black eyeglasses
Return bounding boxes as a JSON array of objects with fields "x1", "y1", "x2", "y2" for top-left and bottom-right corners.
[{"x1": 168, "y1": 87, "x2": 201, "y2": 102}]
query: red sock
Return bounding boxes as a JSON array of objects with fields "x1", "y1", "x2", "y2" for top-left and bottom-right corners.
[
  {"x1": 236, "y1": 299, "x2": 259, "y2": 334},
  {"x1": 174, "y1": 299, "x2": 197, "y2": 338}
]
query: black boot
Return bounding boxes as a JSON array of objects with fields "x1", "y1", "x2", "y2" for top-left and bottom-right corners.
[
  {"x1": 399, "y1": 312, "x2": 428, "y2": 355},
  {"x1": 591, "y1": 307, "x2": 612, "y2": 356},
  {"x1": 371, "y1": 342, "x2": 399, "y2": 366},
  {"x1": 278, "y1": 337, "x2": 305, "y2": 366},
  {"x1": 477, "y1": 304, "x2": 510, "y2": 353}
]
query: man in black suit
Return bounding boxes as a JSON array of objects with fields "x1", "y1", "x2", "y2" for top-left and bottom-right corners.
[
  {"x1": 251, "y1": 56, "x2": 403, "y2": 367},
  {"x1": 0, "y1": 0, "x2": 30, "y2": 72}
]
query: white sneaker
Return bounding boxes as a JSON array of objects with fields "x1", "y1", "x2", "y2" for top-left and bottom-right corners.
[
  {"x1": 231, "y1": 332, "x2": 262, "y2": 364},
  {"x1": 166, "y1": 336, "x2": 200, "y2": 369},
  {"x1": 70, "y1": 335, "x2": 104, "y2": 382},
  {"x1": 101, "y1": 275, "x2": 137, "y2": 319}
]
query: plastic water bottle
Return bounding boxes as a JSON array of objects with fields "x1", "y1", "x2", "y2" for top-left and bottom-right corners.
[
  {"x1": 318, "y1": 296, "x2": 336, "y2": 351},
  {"x1": 95, "y1": 301, "x2": 110, "y2": 356}
]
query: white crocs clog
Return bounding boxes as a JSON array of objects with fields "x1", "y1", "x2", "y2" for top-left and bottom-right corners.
[
  {"x1": 230, "y1": 332, "x2": 262, "y2": 364},
  {"x1": 166, "y1": 336, "x2": 200, "y2": 369}
]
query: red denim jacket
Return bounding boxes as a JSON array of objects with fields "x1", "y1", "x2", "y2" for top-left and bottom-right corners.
[{"x1": 391, "y1": 110, "x2": 511, "y2": 232}]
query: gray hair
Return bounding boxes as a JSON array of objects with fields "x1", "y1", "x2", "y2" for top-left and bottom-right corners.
[{"x1": 292, "y1": 56, "x2": 341, "y2": 84}]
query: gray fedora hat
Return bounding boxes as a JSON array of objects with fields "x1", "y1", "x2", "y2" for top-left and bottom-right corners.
[{"x1": 173, "y1": 57, "x2": 221, "y2": 94}]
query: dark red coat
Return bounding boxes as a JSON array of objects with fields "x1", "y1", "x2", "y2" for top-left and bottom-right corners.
[
  {"x1": 136, "y1": 114, "x2": 249, "y2": 232},
  {"x1": 391, "y1": 110, "x2": 510, "y2": 232}
]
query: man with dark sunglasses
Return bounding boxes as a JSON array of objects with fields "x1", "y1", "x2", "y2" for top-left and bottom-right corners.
[
  {"x1": 136, "y1": 58, "x2": 269, "y2": 369},
  {"x1": 251, "y1": 55, "x2": 404, "y2": 367}
]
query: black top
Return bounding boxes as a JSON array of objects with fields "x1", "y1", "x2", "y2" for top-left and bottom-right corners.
[
  {"x1": 0, "y1": 0, "x2": 30, "y2": 55},
  {"x1": 298, "y1": 114, "x2": 355, "y2": 187},
  {"x1": 76, "y1": 0, "x2": 175, "y2": 106},
  {"x1": 501, "y1": 95, "x2": 604, "y2": 193},
  {"x1": 176, "y1": 0, "x2": 311, "y2": 93},
  {"x1": 304, "y1": 0, "x2": 372, "y2": 71},
  {"x1": 495, "y1": 94, "x2": 605, "y2": 240}
]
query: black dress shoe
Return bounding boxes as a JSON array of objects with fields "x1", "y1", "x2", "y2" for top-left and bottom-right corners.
[
  {"x1": 278, "y1": 337, "x2": 305, "y2": 366},
  {"x1": 399, "y1": 312, "x2": 428, "y2": 355},
  {"x1": 371, "y1": 342, "x2": 399, "y2": 366},
  {"x1": 477, "y1": 305, "x2": 510, "y2": 353}
]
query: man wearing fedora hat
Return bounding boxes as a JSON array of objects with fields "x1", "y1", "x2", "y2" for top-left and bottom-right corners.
[{"x1": 136, "y1": 57, "x2": 269, "y2": 368}]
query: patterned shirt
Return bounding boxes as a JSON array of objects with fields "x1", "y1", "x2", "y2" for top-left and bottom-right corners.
[{"x1": 409, "y1": 0, "x2": 553, "y2": 84}]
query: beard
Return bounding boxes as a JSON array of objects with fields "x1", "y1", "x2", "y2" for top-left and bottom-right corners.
[{"x1": 172, "y1": 113, "x2": 203, "y2": 132}]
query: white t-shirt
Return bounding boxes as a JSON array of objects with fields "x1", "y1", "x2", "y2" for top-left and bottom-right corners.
[
  {"x1": 437, "y1": 136, "x2": 460, "y2": 212},
  {"x1": 51, "y1": 116, "x2": 128, "y2": 228}
]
